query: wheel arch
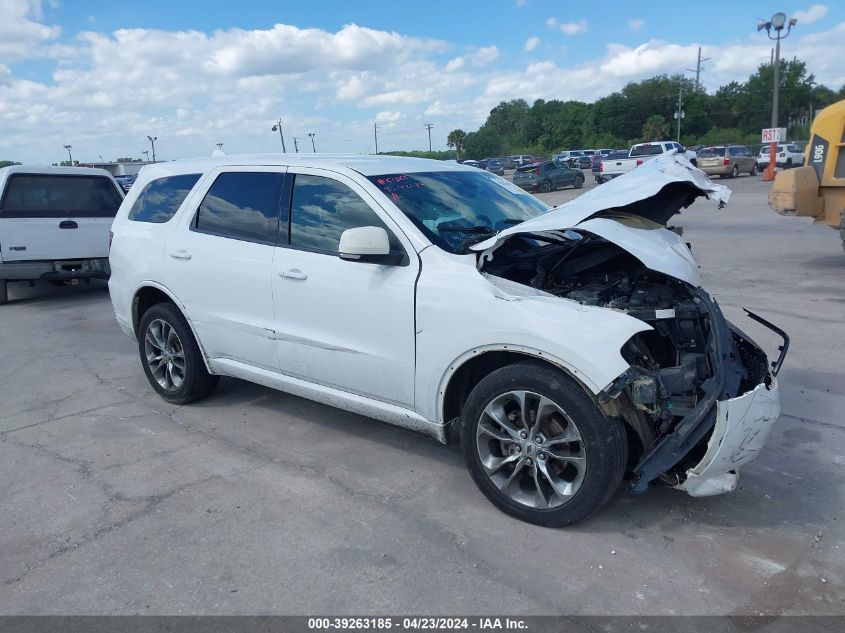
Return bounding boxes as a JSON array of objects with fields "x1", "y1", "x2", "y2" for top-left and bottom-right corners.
[
  {"x1": 132, "y1": 282, "x2": 215, "y2": 373},
  {"x1": 438, "y1": 346, "x2": 600, "y2": 444}
]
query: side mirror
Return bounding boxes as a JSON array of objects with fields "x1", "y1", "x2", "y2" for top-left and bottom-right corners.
[{"x1": 338, "y1": 226, "x2": 403, "y2": 265}]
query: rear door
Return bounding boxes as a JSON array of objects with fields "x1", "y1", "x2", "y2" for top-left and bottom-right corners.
[{"x1": 0, "y1": 173, "x2": 123, "y2": 262}]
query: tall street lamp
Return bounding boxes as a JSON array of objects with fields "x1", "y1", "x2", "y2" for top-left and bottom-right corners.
[
  {"x1": 142, "y1": 150, "x2": 149, "y2": 162},
  {"x1": 757, "y1": 12, "x2": 798, "y2": 181},
  {"x1": 147, "y1": 136, "x2": 158, "y2": 163},
  {"x1": 63, "y1": 144, "x2": 73, "y2": 164},
  {"x1": 271, "y1": 118, "x2": 287, "y2": 152},
  {"x1": 308, "y1": 132, "x2": 316, "y2": 152}
]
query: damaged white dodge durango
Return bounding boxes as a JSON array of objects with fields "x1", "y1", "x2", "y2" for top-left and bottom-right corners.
[{"x1": 109, "y1": 152, "x2": 787, "y2": 526}]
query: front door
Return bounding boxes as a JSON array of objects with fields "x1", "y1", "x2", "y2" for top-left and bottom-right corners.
[{"x1": 271, "y1": 168, "x2": 418, "y2": 407}]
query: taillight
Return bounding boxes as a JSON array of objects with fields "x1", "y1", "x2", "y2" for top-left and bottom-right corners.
[
  {"x1": 723, "y1": 158, "x2": 730, "y2": 166},
  {"x1": 636, "y1": 159, "x2": 643, "y2": 167},
  {"x1": 599, "y1": 162, "x2": 603, "y2": 172},
  {"x1": 109, "y1": 230, "x2": 113, "y2": 252}
]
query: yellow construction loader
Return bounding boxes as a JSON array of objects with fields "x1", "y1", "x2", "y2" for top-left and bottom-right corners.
[{"x1": 769, "y1": 99, "x2": 845, "y2": 252}]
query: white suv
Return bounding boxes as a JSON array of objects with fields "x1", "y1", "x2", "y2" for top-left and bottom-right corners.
[{"x1": 109, "y1": 153, "x2": 785, "y2": 526}]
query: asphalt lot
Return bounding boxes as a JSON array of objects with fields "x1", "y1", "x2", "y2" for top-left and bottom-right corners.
[{"x1": 1, "y1": 173, "x2": 843, "y2": 615}]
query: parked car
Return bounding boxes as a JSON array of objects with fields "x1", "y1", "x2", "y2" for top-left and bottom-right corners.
[
  {"x1": 697, "y1": 145, "x2": 758, "y2": 178},
  {"x1": 574, "y1": 155, "x2": 593, "y2": 170},
  {"x1": 758, "y1": 144, "x2": 804, "y2": 170},
  {"x1": 513, "y1": 160, "x2": 585, "y2": 192},
  {"x1": 486, "y1": 160, "x2": 505, "y2": 176},
  {"x1": 494, "y1": 157, "x2": 516, "y2": 170},
  {"x1": 604, "y1": 141, "x2": 697, "y2": 177},
  {"x1": 510, "y1": 154, "x2": 535, "y2": 167},
  {"x1": 0, "y1": 165, "x2": 124, "y2": 304},
  {"x1": 108, "y1": 153, "x2": 785, "y2": 527},
  {"x1": 594, "y1": 150, "x2": 632, "y2": 183},
  {"x1": 461, "y1": 159, "x2": 479, "y2": 167},
  {"x1": 115, "y1": 174, "x2": 138, "y2": 193},
  {"x1": 554, "y1": 151, "x2": 583, "y2": 162},
  {"x1": 597, "y1": 148, "x2": 614, "y2": 157}
]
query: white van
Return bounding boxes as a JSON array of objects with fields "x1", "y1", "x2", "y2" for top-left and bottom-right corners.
[{"x1": 0, "y1": 166, "x2": 124, "y2": 304}]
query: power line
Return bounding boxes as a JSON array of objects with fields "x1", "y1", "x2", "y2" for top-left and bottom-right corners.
[{"x1": 686, "y1": 46, "x2": 711, "y2": 90}]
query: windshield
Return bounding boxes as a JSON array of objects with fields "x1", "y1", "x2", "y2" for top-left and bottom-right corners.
[
  {"x1": 368, "y1": 171, "x2": 548, "y2": 254},
  {"x1": 699, "y1": 147, "x2": 726, "y2": 158}
]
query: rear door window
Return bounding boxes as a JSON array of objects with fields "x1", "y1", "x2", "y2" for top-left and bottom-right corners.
[
  {"x1": 192, "y1": 171, "x2": 284, "y2": 245},
  {"x1": 129, "y1": 174, "x2": 201, "y2": 223},
  {"x1": 0, "y1": 174, "x2": 123, "y2": 218}
]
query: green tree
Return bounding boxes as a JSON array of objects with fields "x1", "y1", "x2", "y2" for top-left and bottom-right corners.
[
  {"x1": 0, "y1": 160, "x2": 21, "y2": 168},
  {"x1": 642, "y1": 115, "x2": 670, "y2": 141},
  {"x1": 446, "y1": 129, "x2": 467, "y2": 161}
]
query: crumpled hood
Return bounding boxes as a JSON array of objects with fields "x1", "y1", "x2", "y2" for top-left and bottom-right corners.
[{"x1": 471, "y1": 152, "x2": 730, "y2": 256}]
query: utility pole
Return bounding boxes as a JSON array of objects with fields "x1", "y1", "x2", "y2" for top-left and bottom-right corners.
[
  {"x1": 147, "y1": 136, "x2": 157, "y2": 163},
  {"x1": 674, "y1": 85, "x2": 685, "y2": 142},
  {"x1": 63, "y1": 144, "x2": 73, "y2": 164},
  {"x1": 308, "y1": 132, "x2": 316, "y2": 152},
  {"x1": 271, "y1": 118, "x2": 286, "y2": 152},
  {"x1": 293, "y1": 137, "x2": 300, "y2": 153},
  {"x1": 686, "y1": 47, "x2": 711, "y2": 90},
  {"x1": 374, "y1": 123, "x2": 379, "y2": 154},
  {"x1": 423, "y1": 123, "x2": 434, "y2": 152}
]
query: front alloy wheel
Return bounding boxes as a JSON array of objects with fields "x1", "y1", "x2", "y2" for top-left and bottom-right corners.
[{"x1": 460, "y1": 361, "x2": 627, "y2": 527}]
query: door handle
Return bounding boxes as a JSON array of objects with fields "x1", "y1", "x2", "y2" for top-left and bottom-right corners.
[
  {"x1": 59, "y1": 220, "x2": 78, "y2": 229},
  {"x1": 169, "y1": 249, "x2": 192, "y2": 260},
  {"x1": 278, "y1": 268, "x2": 307, "y2": 280}
]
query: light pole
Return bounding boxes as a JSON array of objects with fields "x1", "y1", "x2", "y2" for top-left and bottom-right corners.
[
  {"x1": 147, "y1": 136, "x2": 157, "y2": 163},
  {"x1": 308, "y1": 132, "x2": 316, "y2": 152},
  {"x1": 758, "y1": 12, "x2": 798, "y2": 181},
  {"x1": 63, "y1": 144, "x2": 73, "y2": 164},
  {"x1": 271, "y1": 118, "x2": 287, "y2": 152},
  {"x1": 142, "y1": 150, "x2": 149, "y2": 162}
]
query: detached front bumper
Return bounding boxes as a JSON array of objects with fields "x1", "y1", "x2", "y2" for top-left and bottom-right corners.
[{"x1": 675, "y1": 379, "x2": 780, "y2": 496}]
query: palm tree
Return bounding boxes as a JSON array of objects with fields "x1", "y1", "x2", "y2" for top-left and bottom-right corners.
[{"x1": 446, "y1": 129, "x2": 467, "y2": 161}]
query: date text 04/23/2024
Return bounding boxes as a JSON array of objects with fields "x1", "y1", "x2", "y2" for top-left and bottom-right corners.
[{"x1": 307, "y1": 617, "x2": 527, "y2": 630}]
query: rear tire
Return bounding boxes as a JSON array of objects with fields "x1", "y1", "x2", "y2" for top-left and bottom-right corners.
[
  {"x1": 574, "y1": 176, "x2": 584, "y2": 189},
  {"x1": 541, "y1": 179, "x2": 553, "y2": 193},
  {"x1": 0, "y1": 280, "x2": 7, "y2": 305},
  {"x1": 138, "y1": 302, "x2": 219, "y2": 405},
  {"x1": 730, "y1": 164, "x2": 739, "y2": 178},
  {"x1": 751, "y1": 163, "x2": 758, "y2": 176},
  {"x1": 460, "y1": 361, "x2": 627, "y2": 527}
]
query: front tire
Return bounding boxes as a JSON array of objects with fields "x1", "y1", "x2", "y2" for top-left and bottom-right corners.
[
  {"x1": 574, "y1": 176, "x2": 584, "y2": 189},
  {"x1": 460, "y1": 361, "x2": 627, "y2": 527},
  {"x1": 138, "y1": 302, "x2": 219, "y2": 404},
  {"x1": 751, "y1": 163, "x2": 758, "y2": 176},
  {"x1": 541, "y1": 179, "x2": 553, "y2": 193}
]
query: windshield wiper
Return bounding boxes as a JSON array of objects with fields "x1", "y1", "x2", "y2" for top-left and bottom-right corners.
[{"x1": 438, "y1": 225, "x2": 495, "y2": 233}]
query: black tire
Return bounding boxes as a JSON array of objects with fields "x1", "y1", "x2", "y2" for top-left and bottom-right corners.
[
  {"x1": 138, "y1": 301, "x2": 219, "y2": 405},
  {"x1": 541, "y1": 179, "x2": 553, "y2": 193},
  {"x1": 574, "y1": 175, "x2": 584, "y2": 189},
  {"x1": 595, "y1": 176, "x2": 604, "y2": 185},
  {"x1": 786, "y1": 158, "x2": 793, "y2": 168},
  {"x1": 730, "y1": 164, "x2": 739, "y2": 178},
  {"x1": 460, "y1": 361, "x2": 627, "y2": 527},
  {"x1": 750, "y1": 163, "x2": 758, "y2": 176},
  {"x1": 0, "y1": 280, "x2": 7, "y2": 305}
]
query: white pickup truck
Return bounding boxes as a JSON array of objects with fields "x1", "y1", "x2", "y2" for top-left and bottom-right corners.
[
  {"x1": 596, "y1": 141, "x2": 697, "y2": 183},
  {"x1": 0, "y1": 165, "x2": 124, "y2": 304}
]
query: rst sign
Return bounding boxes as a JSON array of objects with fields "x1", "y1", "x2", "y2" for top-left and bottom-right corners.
[{"x1": 761, "y1": 127, "x2": 788, "y2": 143}]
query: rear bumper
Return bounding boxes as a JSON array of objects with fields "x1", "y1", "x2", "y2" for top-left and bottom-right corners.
[
  {"x1": 0, "y1": 258, "x2": 110, "y2": 281},
  {"x1": 699, "y1": 164, "x2": 732, "y2": 175}
]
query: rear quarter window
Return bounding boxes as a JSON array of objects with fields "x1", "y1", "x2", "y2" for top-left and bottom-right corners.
[
  {"x1": 0, "y1": 174, "x2": 123, "y2": 218},
  {"x1": 630, "y1": 145, "x2": 663, "y2": 157},
  {"x1": 128, "y1": 174, "x2": 201, "y2": 223}
]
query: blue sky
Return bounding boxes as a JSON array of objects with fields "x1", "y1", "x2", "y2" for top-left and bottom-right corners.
[{"x1": 1, "y1": 1, "x2": 842, "y2": 163}]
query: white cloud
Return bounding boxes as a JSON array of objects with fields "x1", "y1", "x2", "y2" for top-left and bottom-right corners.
[
  {"x1": 0, "y1": 0, "x2": 61, "y2": 60},
  {"x1": 524, "y1": 36, "x2": 540, "y2": 52},
  {"x1": 794, "y1": 4, "x2": 828, "y2": 25},
  {"x1": 445, "y1": 56, "x2": 465, "y2": 72},
  {"x1": 472, "y1": 45, "x2": 500, "y2": 66},
  {"x1": 374, "y1": 110, "x2": 402, "y2": 124},
  {"x1": 515, "y1": 0, "x2": 528, "y2": 6},
  {"x1": 545, "y1": 17, "x2": 558, "y2": 28},
  {"x1": 629, "y1": 18, "x2": 645, "y2": 31},
  {"x1": 560, "y1": 20, "x2": 588, "y2": 36}
]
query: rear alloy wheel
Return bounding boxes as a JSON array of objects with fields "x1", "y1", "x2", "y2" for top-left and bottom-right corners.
[
  {"x1": 751, "y1": 163, "x2": 758, "y2": 176},
  {"x1": 731, "y1": 164, "x2": 739, "y2": 178},
  {"x1": 541, "y1": 179, "x2": 554, "y2": 193},
  {"x1": 574, "y1": 176, "x2": 584, "y2": 189},
  {"x1": 139, "y1": 302, "x2": 219, "y2": 404},
  {"x1": 460, "y1": 361, "x2": 627, "y2": 527}
]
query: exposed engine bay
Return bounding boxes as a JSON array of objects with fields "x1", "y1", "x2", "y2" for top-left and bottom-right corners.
[{"x1": 481, "y1": 225, "x2": 779, "y2": 489}]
